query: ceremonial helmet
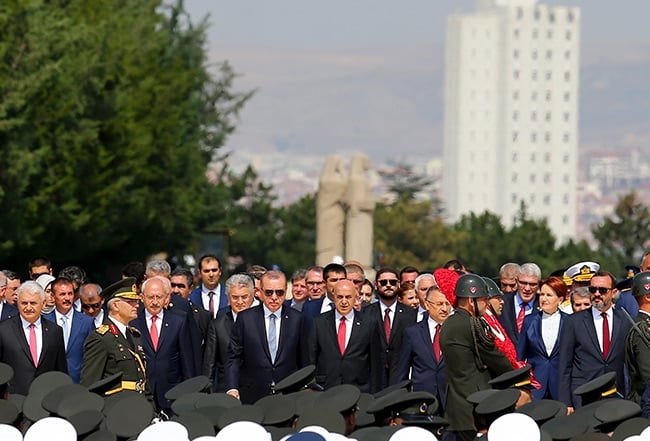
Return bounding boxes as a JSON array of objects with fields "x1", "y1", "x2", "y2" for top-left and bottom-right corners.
[
  {"x1": 632, "y1": 271, "x2": 650, "y2": 297},
  {"x1": 455, "y1": 274, "x2": 488, "y2": 298}
]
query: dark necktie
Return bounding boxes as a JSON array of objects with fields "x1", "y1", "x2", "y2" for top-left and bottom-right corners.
[
  {"x1": 602, "y1": 312, "x2": 610, "y2": 359},
  {"x1": 208, "y1": 291, "x2": 215, "y2": 317},
  {"x1": 433, "y1": 323, "x2": 442, "y2": 362},
  {"x1": 384, "y1": 308, "x2": 391, "y2": 343},
  {"x1": 517, "y1": 302, "x2": 528, "y2": 333},
  {"x1": 337, "y1": 317, "x2": 347, "y2": 355}
]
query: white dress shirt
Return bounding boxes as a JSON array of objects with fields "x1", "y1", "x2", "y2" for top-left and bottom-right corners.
[
  {"x1": 592, "y1": 307, "x2": 613, "y2": 353},
  {"x1": 21, "y1": 316, "x2": 43, "y2": 361},
  {"x1": 334, "y1": 310, "x2": 354, "y2": 349},
  {"x1": 541, "y1": 310, "x2": 561, "y2": 356}
]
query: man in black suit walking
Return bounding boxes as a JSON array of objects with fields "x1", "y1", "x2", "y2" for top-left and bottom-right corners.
[
  {"x1": 0, "y1": 281, "x2": 67, "y2": 394},
  {"x1": 225, "y1": 270, "x2": 308, "y2": 404},
  {"x1": 362, "y1": 267, "x2": 417, "y2": 387},
  {"x1": 203, "y1": 273, "x2": 254, "y2": 392},
  {"x1": 310, "y1": 279, "x2": 382, "y2": 393}
]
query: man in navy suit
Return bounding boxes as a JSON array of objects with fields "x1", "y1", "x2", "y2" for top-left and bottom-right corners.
[
  {"x1": 132, "y1": 276, "x2": 195, "y2": 413},
  {"x1": 558, "y1": 271, "x2": 632, "y2": 411},
  {"x1": 225, "y1": 270, "x2": 308, "y2": 404},
  {"x1": 44, "y1": 277, "x2": 94, "y2": 383},
  {"x1": 362, "y1": 267, "x2": 417, "y2": 388},
  {"x1": 0, "y1": 272, "x2": 18, "y2": 321},
  {"x1": 203, "y1": 273, "x2": 254, "y2": 392},
  {"x1": 310, "y1": 279, "x2": 382, "y2": 393},
  {"x1": 396, "y1": 284, "x2": 450, "y2": 413},
  {"x1": 302, "y1": 263, "x2": 347, "y2": 335},
  {"x1": 499, "y1": 263, "x2": 540, "y2": 345},
  {"x1": 0, "y1": 281, "x2": 67, "y2": 394},
  {"x1": 189, "y1": 254, "x2": 228, "y2": 319}
]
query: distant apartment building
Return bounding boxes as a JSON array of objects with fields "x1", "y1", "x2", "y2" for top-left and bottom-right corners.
[{"x1": 442, "y1": 0, "x2": 580, "y2": 243}]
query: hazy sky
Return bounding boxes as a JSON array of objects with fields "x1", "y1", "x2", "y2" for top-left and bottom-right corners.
[{"x1": 184, "y1": 1, "x2": 650, "y2": 168}]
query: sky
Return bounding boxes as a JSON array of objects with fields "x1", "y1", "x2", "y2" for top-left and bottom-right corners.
[{"x1": 184, "y1": 0, "x2": 650, "y2": 170}]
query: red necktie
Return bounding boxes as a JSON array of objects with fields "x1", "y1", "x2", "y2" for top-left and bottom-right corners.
[
  {"x1": 516, "y1": 302, "x2": 528, "y2": 333},
  {"x1": 29, "y1": 323, "x2": 38, "y2": 367},
  {"x1": 433, "y1": 324, "x2": 441, "y2": 363},
  {"x1": 208, "y1": 291, "x2": 215, "y2": 317},
  {"x1": 337, "y1": 317, "x2": 347, "y2": 355},
  {"x1": 383, "y1": 309, "x2": 391, "y2": 343},
  {"x1": 602, "y1": 312, "x2": 610, "y2": 359},
  {"x1": 150, "y1": 315, "x2": 159, "y2": 351}
]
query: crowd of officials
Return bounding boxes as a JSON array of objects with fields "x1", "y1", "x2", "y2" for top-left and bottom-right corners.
[{"x1": 2, "y1": 253, "x2": 650, "y2": 440}]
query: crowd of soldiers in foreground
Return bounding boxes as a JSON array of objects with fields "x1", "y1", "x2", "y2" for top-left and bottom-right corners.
[{"x1": 1, "y1": 253, "x2": 650, "y2": 441}]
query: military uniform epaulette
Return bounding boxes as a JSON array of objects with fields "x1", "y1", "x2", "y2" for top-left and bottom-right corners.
[
  {"x1": 128, "y1": 326, "x2": 141, "y2": 336},
  {"x1": 97, "y1": 324, "x2": 110, "y2": 335}
]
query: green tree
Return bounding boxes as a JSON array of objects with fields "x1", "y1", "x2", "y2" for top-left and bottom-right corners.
[
  {"x1": 592, "y1": 191, "x2": 650, "y2": 271},
  {"x1": 270, "y1": 194, "x2": 317, "y2": 274},
  {"x1": 0, "y1": 1, "x2": 250, "y2": 277},
  {"x1": 453, "y1": 211, "x2": 509, "y2": 276},
  {"x1": 374, "y1": 198, "x2": 459, "y2": 270},
  {"x1": 378, "y1": 162, "x2": 443, "y2": 217}
]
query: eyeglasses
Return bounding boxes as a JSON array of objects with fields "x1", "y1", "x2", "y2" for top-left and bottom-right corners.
[
  {"x1": 378, "y1": 279, "x2": 398, "y2": 287},
  {"x1": 306, "y1": 281, "x2": 325, "y2": 286},
  {"x1": 425, "y1": 299, "x2": 452, "y2": 308},
  {"x1": 517, "y1": 280, "x2": 539, "y2": 287},
  {"x1": 588, "y1": 286, "x2": 612, "y2": 294},
  {"x1": 82, "y1": 302, "x2": 102, "y2": 310},
  {"x1": 170, "y1": 283, "x2": 187, "y2": 289},
  {"x1": 264, "y1": 289, "x2": 286, "y2": 297}
]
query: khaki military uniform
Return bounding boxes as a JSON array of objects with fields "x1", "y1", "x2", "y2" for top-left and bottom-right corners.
[{"x1": 80, "y1": 320, "x2": 147, "y2": 395}]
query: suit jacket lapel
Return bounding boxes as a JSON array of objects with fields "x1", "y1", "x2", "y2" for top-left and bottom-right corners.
[
  {"x1": 550, "y1": 313, "x2": 566, "y2": 357},
  {"x1": 12, "y1": 317, "x2": 34, "y2": 364},
  {"x1": 256, "y1": 307, "x2": 272, "y2": 362},
  {"x1": 39, "y1": 320, "x2": 55, "y2": 366},
  {"x1": 583, "y1": 309, "x2": 601, "y2": 355},
  {"x1": 417, "y1": 320, "x2": 436, "y2": 365},
  {"x1": 135, "y1": 313, "x2": 154, "y2": 353},
  {"x1": 157, "y1": 313, "x2": 172, "y2": 350},
  {"x1": 608, "y1": 309, "x2": 624, "y2": 360}
]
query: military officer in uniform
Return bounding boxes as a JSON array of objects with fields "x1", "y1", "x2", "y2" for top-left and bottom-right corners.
[
  {"x1": 440, "y1": 274, "x2": 513, "y2": 441},
  {"x1": 80, "y1": 277, "x2": 147, "y2": 395},
  {"x1": 625, "y1": 271, "x2": 650, "y2": 404}
]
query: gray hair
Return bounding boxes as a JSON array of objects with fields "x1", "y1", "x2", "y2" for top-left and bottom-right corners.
[
  {"x1": 142, "y1": 276, "x2": 171, "y2": 295},
  {"x1": 146, "y1": 259, "x2": 171, "y2": 277},
  {"x1": 291, "y1": 269, "x2": 308, "y2": 283},
  {"x1": 572, "y1": 286, "x2": 591, "y2": 299},
  {"x1": 499, "y1": 263, "x2": 521, "y2": 279},
  {"x1": 225, "y1": 274, "x2": 255, "y2": 295},
  {"x1": 17, "y1": 281, "x2": 45, "y2": 302},
  {"x1": 519, "y1": 263, "x2": 541, "y2": 280},
  {"x1": 79, "y1": 283, "x2": 102, "y2": 299},
  {"x1": 0, "y1": 271, "x2": 6, "y2": 288},
  {"x1": 414, "y1": 273, "x2": 435, "y2": 292}
]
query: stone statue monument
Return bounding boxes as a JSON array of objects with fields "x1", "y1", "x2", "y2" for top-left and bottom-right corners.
[
  {"x1": 316, "y1": 155, "x2": 347, "y2": 266},
  {"x1": 344, "y1": 154, "x2": 375, "y2": 268},
  {"x1": 316, "y1": 154, "x2": 375, "y2": 272}
]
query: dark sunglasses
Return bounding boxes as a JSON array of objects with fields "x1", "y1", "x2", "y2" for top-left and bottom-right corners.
[
  {"x1": 378, "y1": 279, "x2": 398, "y2": 287},
  {"x1": 170, "y1": 283, "x2": 187, "y2": 289},
  {"x1": 82, "y1": 302, "x2": 102, "y2": 310},
  {"x1": 588, "y1": 286, "x2": 611, "y2": 294},
  {"x1": 264, "y1": 289, "x2": 286, "y2": 297}
]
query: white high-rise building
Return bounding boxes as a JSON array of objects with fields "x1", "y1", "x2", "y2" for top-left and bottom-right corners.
[{"x1": 442, "y1": 0, "x2": 580, "y2": 243}]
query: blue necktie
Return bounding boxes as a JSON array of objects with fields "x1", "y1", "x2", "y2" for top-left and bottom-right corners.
[{"x1": 268, "y1": 313, "x2": 277, "y2": 363}]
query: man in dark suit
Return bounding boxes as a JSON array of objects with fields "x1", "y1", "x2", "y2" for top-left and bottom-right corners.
[
  {"x1": 225, "y1": 270, "x2": 309, "y2": 404},
  {"x1": 362, "y1": 267, "x2": 417, "y2": 388},
  {"x1": 203, "y1": 274, "x2": 254, "y2": 392},
  {"x1": 558, "y1": 271, "x2": 632, "y2": 411},
  {"x1": 396, "y1": 284, "x2": 450, "y2": 413},
  {"x1": 310, "y1": 279, "x2": 382, "y2": 393},
  {"x1": 0, "y1": 271, "x2": 18, "y2": 321},
  {"x1": 44, "y1": 277, "x2": 95, "y2": 383},
  {"x1": 189, "y1": 254, "x2": 228, "y2": 319},
  {"x1": 131, "y1": 276, "x2": 195, "y2": 413},
  {"x1": 302, "y1": 263, "x2": 347, "y2": 334},
  {"x1": 284, "y1": 269, "x2": 309, "y2": 311},
  {"x1": 499, "y1": 262, "x2": 540, "y2": 345},
  {"x1": 0, "y1": 281, "x2": 67, "y2": 395}
]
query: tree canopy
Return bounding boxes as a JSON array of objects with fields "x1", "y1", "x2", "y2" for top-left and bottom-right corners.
[{"x1": 0, "y1": 1, "x2": 250, "y2": 278}]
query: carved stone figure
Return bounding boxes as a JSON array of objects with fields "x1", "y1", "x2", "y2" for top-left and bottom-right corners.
[
  {"x1": 316, "y1": 156, "x2": 347, "y2": 266},
  {"x1": 344, "y1": 154, "x2": 375, "y2": 269}
]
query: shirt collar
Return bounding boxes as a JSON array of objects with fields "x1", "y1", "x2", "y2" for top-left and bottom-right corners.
[
  {"x1": 202, "y1": 284, "x2": 221, "y2": 295},
  {"x1": 145, "y1": 309, "x2": 164, "y2": 320},
  {"x1": 55, "y1": 308, "x2": 74, "y2": 321},
  {"x1": 21, "y1": 316, "x2": 42, "y2": 329},
  {"x1": 335, "y1": 310, "x2": 355, "y2": 322},
  {"x1": 263, "y1": 304, "x2": 281, "y2": 318}
]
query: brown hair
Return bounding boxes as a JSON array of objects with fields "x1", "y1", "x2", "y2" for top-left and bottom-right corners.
[{"x1": 542, "y1": 276, "x2": 568, "y2": 300}]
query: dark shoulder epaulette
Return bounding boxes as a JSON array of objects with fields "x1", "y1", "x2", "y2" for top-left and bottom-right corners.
[
  {"x1": 97, "y1": 324, "x2": 110, "y2": 335},
  {"x1": 127, "y1": 326, "x2": 141, "y2": 336}
]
